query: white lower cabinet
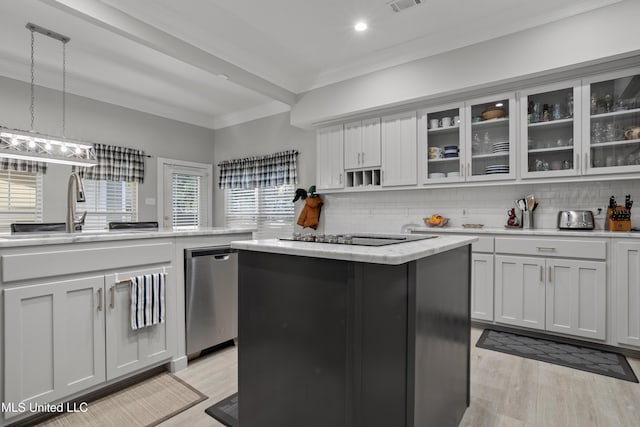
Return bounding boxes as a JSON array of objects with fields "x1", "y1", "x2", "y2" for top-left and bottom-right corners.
[
  {"x1": 3, "y1": 267, "x2": 175, "y2": 419},
  {"x1": 495, "y1": 255, "x2": 606, "y2": 339},
  {"x1": 471, "y1": 253, "x2": 494, "y2": 321},
  {"x1": 105, "y1": 266, "x2": 175, "y2": 380},
  {"x1": 616, "y1": 242, "x2": 640, "y2": 347},
  {"x1": 495, "y1": 256, "x2": 546, "y2": 330},
  {"x1": 3, "y1": 276, "x2": 106, "y2": 418}
]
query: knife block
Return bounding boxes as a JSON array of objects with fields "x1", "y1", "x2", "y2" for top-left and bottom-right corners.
[{"x1": 606, "y1": 207, "x2": 632, "y2": 232}]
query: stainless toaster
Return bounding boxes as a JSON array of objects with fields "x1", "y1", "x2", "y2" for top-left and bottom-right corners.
[{"x1": 557, "y1": 210, "x2": 595, "y2": 230}]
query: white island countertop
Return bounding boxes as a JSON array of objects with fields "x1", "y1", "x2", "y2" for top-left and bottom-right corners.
[
  {"x1": 0, "y1": 227, "x2": 255, "y2": 248},
  {"x1": 231, "y1": 234, "x2": 477, "y2": 265}
]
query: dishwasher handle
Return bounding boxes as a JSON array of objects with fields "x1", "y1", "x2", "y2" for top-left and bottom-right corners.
[
  {"x1": 214, "y1": 254, "x2": 231, "y2": 261},
  {"x1": 185, "y1": 246, "x2": 237, "y2": 258}
]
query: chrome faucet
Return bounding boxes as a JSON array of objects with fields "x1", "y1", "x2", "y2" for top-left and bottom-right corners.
[{"x1": 66, "y1": 172, "x2": 87, "y2": 233}]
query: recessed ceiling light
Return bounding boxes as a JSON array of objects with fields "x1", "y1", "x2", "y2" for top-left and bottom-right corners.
[
  {"x1": 495, "y1": 102, "x2": 504, "y2": 107},
  {"x1": 354, "y1": 21, "x2": 368, "y2": 32}
]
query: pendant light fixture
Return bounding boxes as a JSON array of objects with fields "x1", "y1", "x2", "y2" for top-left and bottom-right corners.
[{"x1": 0, "y1": 23, "x2": 96, "y2": 167}]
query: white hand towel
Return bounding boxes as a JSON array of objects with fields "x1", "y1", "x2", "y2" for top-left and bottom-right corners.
[{"x1": 130, "y1": 273, "x2": 165, "y2": 330}]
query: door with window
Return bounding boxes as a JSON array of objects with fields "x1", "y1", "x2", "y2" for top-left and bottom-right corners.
[{"x1": 159, "y1": 159, "x2": 212, "y2": 229}]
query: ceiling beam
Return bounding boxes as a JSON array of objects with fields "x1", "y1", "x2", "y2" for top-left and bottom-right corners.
[{"x1": 39, "y1": 0, "x2": 297, "y2": 106}]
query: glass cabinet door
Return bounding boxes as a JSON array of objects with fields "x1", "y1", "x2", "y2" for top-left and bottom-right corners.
[
  {"x1": 583, "y1": 69, "x2": 640, "y2": 175},
  {"x1": 465, "y1": 94, "x2": 516, "y2": 181},
  {"x1": 422, "y1": 105, "x2": 464, "y2": 183},
  {"x1": 520, "y1": 82, "x2": 580, "y2": 178}
]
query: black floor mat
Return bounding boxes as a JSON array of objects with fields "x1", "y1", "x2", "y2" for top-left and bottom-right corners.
[
  {"x1": 477, "y1": 329, "x2": 638, "y2": 383},
  {"x1": 205, "y1": 393, "x2": 238, "y2": 427}
]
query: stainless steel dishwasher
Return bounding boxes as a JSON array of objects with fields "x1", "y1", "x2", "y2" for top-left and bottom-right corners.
[{"x1": 185, "y1": 246, "x2": 238, "y2": 356}]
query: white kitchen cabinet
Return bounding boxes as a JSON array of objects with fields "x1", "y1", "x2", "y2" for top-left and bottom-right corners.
[
  {"x1": 545, "y1": 259, "x2": 606, "y2": 339},
  {"x1": 495, "y1": 255, "x2": 546, "y2": 330},
  {"x1": 519, "y1": 80, "x2": 582, "y2": 178},
  {"x1": 381, "y1": 111, "x2": 417, "y2": 186},
  {"x1": 421, "y1": 103, "x2": 466, "y2": 184},
  {"x1": 3, "y1": 276, "x2": 106, "y2": 418},
  {"x1": 581, "y1": 67, "x2": 640, "y2": 175},
  {"x1": 616, "y1": 241, "x2": 640, "y2": 347},
  {"x1": 105, "y1": 266, "x2": 175, "y2": 381},
  {"x1": 316, "y1": 125, "x2": 345, "y2": 190},
  {"x1": 495, "y1": 251, "x2": 606, "y2": 339},
  {"x1": 471, "y1": 253, "x2": 494, "y2": 321},
  {"x1": 464, "y1": 93, "x2": 517, "y2": 182},
  {"x1": 344, "y1": 118, "x2": 381, "y2": 169}
]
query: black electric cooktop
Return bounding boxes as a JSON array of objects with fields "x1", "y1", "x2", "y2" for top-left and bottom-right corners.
[{"x1": 279, "y1": 234, "x2": 438, "y2": 246}]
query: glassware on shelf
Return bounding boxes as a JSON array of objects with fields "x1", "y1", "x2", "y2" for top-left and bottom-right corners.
[{"x1": 567, "y1": 94, "x2": 574, "y2": 118}]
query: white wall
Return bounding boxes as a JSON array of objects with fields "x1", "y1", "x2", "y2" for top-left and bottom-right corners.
[
  {"x1": 0, "y1": 76, "x2": 216, "y2": 223},
  {"x1": 291, "y1": 0, "x2": 640, "y2": 127},
  {"x1": 212, "y1": 111, "x2": 316, "y2": 227},
  {"x1": 320, "y1": 180, "x2": 640, "y2": 234}
]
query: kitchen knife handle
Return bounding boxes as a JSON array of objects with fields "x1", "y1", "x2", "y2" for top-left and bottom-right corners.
[
  {"x1": 548, "y1": 265, "x2": 552, "y2": 283},
  {"x1": 110, "y1": 285, "x2": 115, "y2": 309},
  {"x1": 540, "y1": 266, "x2": 543, "y2": 282},
  {"x1": 97, "y1": 288, "x2": 103, "y2": 311}
]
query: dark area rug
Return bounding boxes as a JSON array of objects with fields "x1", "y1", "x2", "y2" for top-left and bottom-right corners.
[
  {"x1": 476, "y1": 329, "x2": 638, "y2": 383},
  {"x1": 205, "y1": 393, "x2": 238, "y2": 427}
]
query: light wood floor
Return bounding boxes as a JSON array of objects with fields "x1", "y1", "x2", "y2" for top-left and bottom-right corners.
[{"x1": 160, "y1": 327, "x2": 640, "y2": 427}]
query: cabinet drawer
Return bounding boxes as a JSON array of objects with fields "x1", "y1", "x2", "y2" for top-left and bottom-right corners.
[
  {"x1": 472, "y1": 236, "x2": 494, "y2": 253},
  {"x1": 495, "y1": 237, "x2": 606, "y2": 260}
]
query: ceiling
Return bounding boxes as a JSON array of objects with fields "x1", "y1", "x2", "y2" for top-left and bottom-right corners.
[{"x1": 0, "y1": 0, "x2": 623, "y2": 129}]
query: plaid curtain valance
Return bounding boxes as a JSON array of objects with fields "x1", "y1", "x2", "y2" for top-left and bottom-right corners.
[
  {"x1": 218, "y1": 149, "x2": 298, "y2": 190},
  {"x1": 0, "y1": 158, "x2": 47, "y2": 174},
  {"x1": 74, "y1": 143, "x2": 145, "y2": 183}
]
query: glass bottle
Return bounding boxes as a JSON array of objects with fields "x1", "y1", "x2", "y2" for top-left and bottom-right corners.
[{"x1": 567, "y1": 94, "x2": 574, "y2": 118}]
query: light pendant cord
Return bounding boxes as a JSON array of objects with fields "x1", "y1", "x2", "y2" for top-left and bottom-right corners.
[
  {"x1": 29, "y1": 28, "x2": 35, "y2": 132},
  {"x1": 62, "y1": 41, "x2": 67, "y2": 138}
]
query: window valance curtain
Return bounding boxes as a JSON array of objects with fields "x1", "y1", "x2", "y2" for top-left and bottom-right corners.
[
  {"x1": 73, "y1": 143, "x2": 145, "y2": 183},
  {"x1": 218, "y1": 149, "x2": 298, "y2": 190},
  {"x1": 0, "y1": 158, "x2": 47, "y2": 174}
]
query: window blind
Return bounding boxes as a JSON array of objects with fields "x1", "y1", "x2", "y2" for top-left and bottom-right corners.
[
  {"x1": 79, "y1": 179, "x2": 137, "y2": 229},
  {"x1": 225, "y1": 185, "x2": 294, "y2": 239},
  {"x1": 0, "y1": 170, "x2": 43, "y2": 232},
  {"x1": 172, "y1": 173, "x2": 200, "y2": 228}
]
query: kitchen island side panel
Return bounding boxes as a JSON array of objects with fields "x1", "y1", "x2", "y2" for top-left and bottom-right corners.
[
  {"x1": 410, "y1": 245, "x2": 471, "y2": 427},
  {"x1": 238, "y1": 251, "x2": 350, "y2": 427}
]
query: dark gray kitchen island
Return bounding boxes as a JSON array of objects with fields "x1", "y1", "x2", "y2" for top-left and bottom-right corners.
[{"x1": 231, "y1": 234, "x2": 476, "y2": 427}]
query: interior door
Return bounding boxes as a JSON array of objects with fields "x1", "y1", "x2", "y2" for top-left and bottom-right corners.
[{"x1": 160, "y1": 161, "x2": 211, "y2": 229}]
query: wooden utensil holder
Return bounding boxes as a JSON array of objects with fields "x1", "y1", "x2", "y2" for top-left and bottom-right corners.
[{"x1": 606, "y1": 207, "x2": 632, "y2": 232}]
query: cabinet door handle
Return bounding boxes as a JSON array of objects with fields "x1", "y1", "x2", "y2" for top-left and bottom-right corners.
[
  {"x1": 381, "y1": 170, "x2": 384, "y2": 183},
  {"x1": 467, "y1": 163, "x2": 471, "y2": 177},
  {"x1": 540, "y1": 265, "x2": 543, "y2": 282},
  {"x1": 584, "y1": 153, "x2": 588, "y2": 170},
  {"x1": 576, "y1": 153, "x2": 580, "y2": 171},
  {"x1": 339, "y1": 173, "x2": 343, "y2": 184},
  {"x1": 110, "y1": 286, "x2": 115, "y2": 309},
  {"x1": 536, "y1": 247, "x2": 556, "y2": 252},
  {"x1": 548, "y1": 265, "x2": 552, "y2": 283},
  {"x1": 97, "y1": 288, "x2": 103, "y2": 311},
  {"x1": 358, "y1": 152, "x2": 361, "y2": 165},
  {"x1": 361, "y1": 152, "x2": 365, "y2": 164}
]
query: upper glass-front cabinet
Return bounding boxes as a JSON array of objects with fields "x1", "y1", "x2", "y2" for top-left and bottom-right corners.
[
  {"x1": 421, "y1": 104, "x2": 464, "y2": 183},
  {"x1": 519, "y1": 81, "x2": 581, "y2": 178},
  {"x1": 582, "y1": 69, "x2": 640, "y2": 175},
  {"x1": 464, "y1": 93, "x2": 516, "y2": 182}
]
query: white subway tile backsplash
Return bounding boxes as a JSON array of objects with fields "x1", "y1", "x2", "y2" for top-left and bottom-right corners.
[{"x1": 320, "y1": 180, "x2": 640, "y2": 234}]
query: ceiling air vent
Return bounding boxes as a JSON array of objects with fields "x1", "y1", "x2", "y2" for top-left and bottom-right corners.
[{"x1": 387, "y1": 0, "x2": 422, "y2": 13}]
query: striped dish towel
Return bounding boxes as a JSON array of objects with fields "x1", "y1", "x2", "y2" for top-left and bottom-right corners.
[{"x1": 130, "y1": 273, "x2": 165, "y2": 330}]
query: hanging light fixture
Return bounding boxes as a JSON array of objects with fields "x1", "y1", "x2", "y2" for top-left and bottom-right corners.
[{"x1": 0, "y1": 23, "x2": 96, "y2": 167}]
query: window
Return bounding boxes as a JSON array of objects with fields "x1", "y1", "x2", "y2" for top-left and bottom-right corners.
[
  {"x1": 0, "y1": 170, "x2": 43, "y2": 232},
  {"x1": 79, "y1": 179, "x2": 137, "y2": 229},
  {"x1": 225, "y1": 185, "x2": 294, "y2": 239},
  {"x1": 172, "y1": 173, "x2": 200, "y2": 229}
]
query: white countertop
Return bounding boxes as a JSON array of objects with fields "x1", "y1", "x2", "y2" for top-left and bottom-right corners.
[
  {"x1": 230, "y1": 235, "x2": 477, "y2": 265},
  {"x1": 0, "y1": 227, "x2": 255, "y2": 248},
  {"x1": 409, "y1": 226, "x2": 640, "y2": 239}
]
